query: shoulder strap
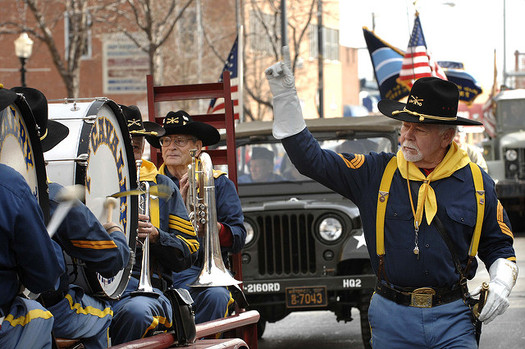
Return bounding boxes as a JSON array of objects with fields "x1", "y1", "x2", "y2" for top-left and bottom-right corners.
[
  {"x1": 376, "y1": 156, "x2": 397, "y2": 256},
  {"x1": 375, "y1": 156, "x2": 397, "y2": 283},
  {"x1": 468, "y1": 162, "x2": 485, "y2": 257},
  {"x1": 432, "y1": 213, "x2": 469, "y2": 297}
]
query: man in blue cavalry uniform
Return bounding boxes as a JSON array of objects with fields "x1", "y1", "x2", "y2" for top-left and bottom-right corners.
[
  {"x1": 147, "y1": 110, "x2": 246, "y2": 324},
  {"x1": 110, "y1": 105, "x2": 199, "y2": 344},
  {"x1": 0, "y1": 85, "x2": 64, "y2": 348},
  {"x1": 12, "y1": 86, "x2": 131, "y2": 349},
  {"x1": 265, "y1": 48, "x2": 518, "y2": 348}
]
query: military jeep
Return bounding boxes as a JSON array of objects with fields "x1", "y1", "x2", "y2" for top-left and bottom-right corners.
[{"x1": 219, "y1": 116, "x2": 400, "y2": 347}]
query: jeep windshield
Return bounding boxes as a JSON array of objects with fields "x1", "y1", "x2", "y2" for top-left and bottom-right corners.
[
  {"x1": 222, "y1": 116, "x2": 401, "y2": 185},
  {"x1": 236, "y1": 137, "x2": 393, "y2": 184},
  {"x1": 497, "y1": 99, "x2": 525, "y2": 132}
]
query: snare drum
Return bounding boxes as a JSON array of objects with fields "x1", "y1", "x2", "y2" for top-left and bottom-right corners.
[
  {"x1": 46, "y1": 98, "x2": 138, "y2": 299},
  {"x1": 0, "y1": 94, "x2": 49, "y2": 220}
]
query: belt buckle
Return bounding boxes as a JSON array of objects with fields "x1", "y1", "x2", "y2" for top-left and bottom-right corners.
[{"x1": 410, "y1": 287, "x2": 436, "y2": 308}]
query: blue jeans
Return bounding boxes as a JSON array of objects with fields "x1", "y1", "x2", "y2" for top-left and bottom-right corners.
[{"x1": 368, "y1": 293, "x2": 477, "y2": 348}]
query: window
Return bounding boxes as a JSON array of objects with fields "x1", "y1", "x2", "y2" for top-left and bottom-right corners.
[
  {"x1": 309, "y1": 25, "x2": 339, "y2": 61},
  {"x1": 177, "y1": 6, "x2": 197, "y2": 59},
  {"x1": 64, "y1": 10, "x2": 92, "y2": 59},
  {"x1": 249, "y1": 10, "x2": 279, "y2": 54}
]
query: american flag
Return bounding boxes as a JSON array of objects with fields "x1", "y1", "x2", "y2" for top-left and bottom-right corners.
[
  {"x1": 207, "y1": 36, "x2": 239, "y2": 119},
  {"x1": 482, "y1": 50, "x2": 498, "y2": 138},
  {"x1": 398, "y1": 13, "x2": 447, "y2": 89}
]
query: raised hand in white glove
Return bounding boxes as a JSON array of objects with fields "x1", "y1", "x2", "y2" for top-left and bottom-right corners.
[
  {"x1": 470, "y1": 258, "x2": 518, "y2": 324},
  {"x1": 265, "y1": 46, "x2": 306, "y2": 139},
  {"x1": 265, "y1": 46, "x2": 296, "y2": 97}
]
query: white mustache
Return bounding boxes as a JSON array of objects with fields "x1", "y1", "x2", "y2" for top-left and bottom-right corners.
[{"x1": 402, "y1": 141, "x2": 419, "y2": 152}]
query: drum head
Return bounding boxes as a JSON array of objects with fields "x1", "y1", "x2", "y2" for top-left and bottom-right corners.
[
  {"x1": 0, "y1": 97, "x2": 49, "y2": 221},
  {"x1": 46, "y1": 98, "x2": 138, "y2": 299}
]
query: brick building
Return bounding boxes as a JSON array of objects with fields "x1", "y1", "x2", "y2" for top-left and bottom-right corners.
[{"x1": 0, "y1": 0, "x2": 359, "y2": 121}]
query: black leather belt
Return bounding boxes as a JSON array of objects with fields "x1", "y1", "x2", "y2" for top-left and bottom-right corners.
[{"x1": 375, "y1": 282, "x2": 463, "y2": 308}]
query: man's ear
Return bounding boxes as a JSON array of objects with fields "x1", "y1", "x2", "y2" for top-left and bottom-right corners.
[
  {"x1": 443, "y1": 128, "x2": 456, "y2": 147},
  {"x1": 195, "y1": 140, "x2": 203, "y2": 156}
]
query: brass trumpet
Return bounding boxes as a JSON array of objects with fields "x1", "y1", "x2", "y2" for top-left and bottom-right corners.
[
  {"x1": 187, "y1": 150, "x2": 241, "y2": 288},
  {"x1": 131, "y1": 159, "x2": 159, "y2": 298}
]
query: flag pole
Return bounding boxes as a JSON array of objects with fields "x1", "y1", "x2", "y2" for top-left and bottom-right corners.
[
  {"x1": 236, "y1": 0, "x2": 244, "y2": 123},
  {"x1": 238, "y1": 25, "x2": 244, "y2": 123}
]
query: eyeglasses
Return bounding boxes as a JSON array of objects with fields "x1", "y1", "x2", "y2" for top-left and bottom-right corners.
[{"x1": 159, "y1": 136, "x2": 195, "y2": 147}]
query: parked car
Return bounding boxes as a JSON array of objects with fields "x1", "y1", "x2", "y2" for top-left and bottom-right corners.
[{"x1": 215, "y1": 115, "x2": 400, "y2": 348}]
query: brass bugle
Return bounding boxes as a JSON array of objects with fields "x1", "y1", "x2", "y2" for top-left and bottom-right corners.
[{"x1": 131, "y1": 159, "x2": 159, "y2": 298}]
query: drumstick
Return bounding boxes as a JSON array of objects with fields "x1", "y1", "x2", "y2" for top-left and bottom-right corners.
[
  {"x1": 47, "y1": 185, "x2": 84, "y2": 238},
  {"x1": 104, "y1": 197, "x2": 119, "y2": 223}
]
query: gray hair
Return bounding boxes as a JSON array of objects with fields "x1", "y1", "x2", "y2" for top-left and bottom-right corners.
[{"x1": 437, "y1": 124, "x2": 458, "y2": 144}]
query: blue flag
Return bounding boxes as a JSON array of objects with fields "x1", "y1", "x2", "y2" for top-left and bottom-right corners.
[
  {"x1": 362, "y1": 27, "x2": 409, "y2": 101},
  {"x1": 438, "y1": 61, "x2": 483, "y2": 105}
]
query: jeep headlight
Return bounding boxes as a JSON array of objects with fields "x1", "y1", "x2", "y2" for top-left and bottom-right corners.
[
  {"x1": 243, "y1": 221, "x2": 255, "y2": 245},
  {"x1": 505, "y1": 149, "x2": 518, "y2": 162},
  {"x1": 318, "y1": 217, "x2": 343, "y2": 242}
]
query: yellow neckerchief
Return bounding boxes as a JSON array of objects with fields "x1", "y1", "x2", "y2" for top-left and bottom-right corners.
[
  {"x1": 397, "y1": 141, "x2": 471, "y2": 226},
  {"x1": 139, "y1": 159, "x2": 160, "y2": 227},
  {"x1": 376, "y1": 157, "x2": 486, "y2": 263}
]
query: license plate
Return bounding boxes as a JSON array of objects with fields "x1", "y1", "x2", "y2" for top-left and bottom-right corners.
[{"x1": 286, "y1": 286, "x2": 327, "y2": 308}]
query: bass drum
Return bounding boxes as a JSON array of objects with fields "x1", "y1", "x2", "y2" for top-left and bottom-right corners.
[
  {"x1": 45, "y1": 98, "x2": 137, "y2": 299},
  {"x1": 0, "y1": 94, "x2": 49, "y2": 221}
]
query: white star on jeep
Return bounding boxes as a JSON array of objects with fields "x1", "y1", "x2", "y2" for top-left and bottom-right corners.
[{"x1": 353, "y1": 233, "x2": 366, "y2": 249}]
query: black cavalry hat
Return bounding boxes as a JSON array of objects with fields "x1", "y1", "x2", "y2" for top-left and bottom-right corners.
[
  {"x1": 120, "y1": 104, "x2": 165, "y2": 139},
  {"x1": 0, "y1": 83, "x2": 18, "y2": 111},
  {"x1": 378, "y1": 77, "x2": 483, "y2": 126},
  {"x1": 11, "y1": 86, "x2": 69, "y2": 152},
  {"x1": 147, "y1": 110, "x2": 220, "y2": 148}
]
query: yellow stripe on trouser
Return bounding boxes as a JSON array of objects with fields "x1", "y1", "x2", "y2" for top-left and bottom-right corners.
[
  {"x1": 4, "y1": 309, "x2": 53, "y2": 327},
  {"x1": 66, "y1": 294, "x2": 113, "y2": 318},
  {"x1": 142, "y1": 316, "x2": 172, "y2": 338},
  {"x1": 215, "y1": 292, "x2": 236, "y2": 339}
]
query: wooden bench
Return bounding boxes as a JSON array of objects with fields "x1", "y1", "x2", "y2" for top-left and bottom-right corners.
[
  {"x1": 108, "y1": 310, "x2": 260, "y2": 349},
  {"x1": 55, "y1": 338, "x2": 84, "y2": 349}
]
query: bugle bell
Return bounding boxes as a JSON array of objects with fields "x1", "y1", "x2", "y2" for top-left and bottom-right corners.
[{"x1": 187, "y1": 150, "x2": 242, "y2": 288}]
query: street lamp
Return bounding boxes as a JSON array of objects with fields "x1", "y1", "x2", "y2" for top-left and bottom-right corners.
[{"x1": 14, "y1": 32, "x2": 34, "y2": 87}]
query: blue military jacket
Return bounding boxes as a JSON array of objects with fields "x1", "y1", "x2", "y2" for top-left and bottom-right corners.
[
  {"x1": 0, "y1": 165, "x2": 63, "y2": 309},
  {"x1": 49, "y1": 182, "x2": 130, "y2": 292},
  {"x1": 135, "y1": 160, "x2": 198, "y2": 283},
  {"x1": 283, "y1": 128, "x2": 516, "y2": 288}
]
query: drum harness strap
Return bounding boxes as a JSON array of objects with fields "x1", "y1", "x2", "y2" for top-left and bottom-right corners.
[{"x1": 375, "y1": 157, "x2": 485, "y2": 306}]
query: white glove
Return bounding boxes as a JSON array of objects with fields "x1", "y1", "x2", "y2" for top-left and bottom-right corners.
[
  {"x1": 265, "y1": 46, "x2": 306, "y2": 139},
  {"x1": 470, "y1": 258, "x2": 518, "y2": 324}
]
